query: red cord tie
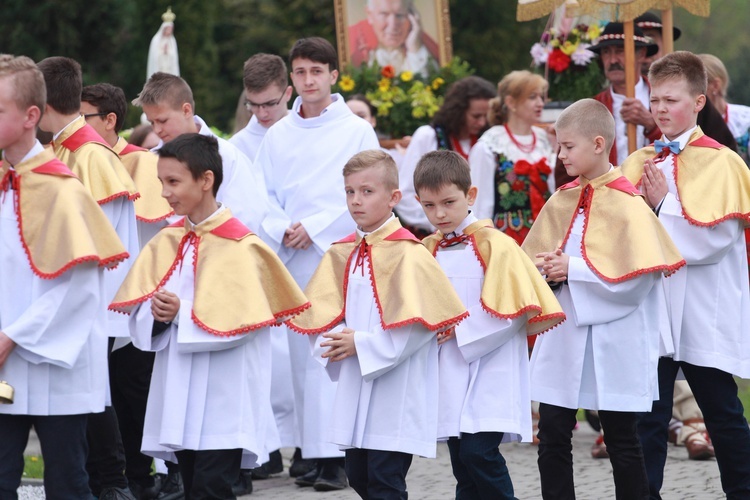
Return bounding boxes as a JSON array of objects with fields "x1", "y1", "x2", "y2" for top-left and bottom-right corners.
[
  {"x1": 352, "y1": 239, "x2": 369, "y2": 276},
  {"x1": 439, "y1": 232, "x2": 469, "y2": 248}
]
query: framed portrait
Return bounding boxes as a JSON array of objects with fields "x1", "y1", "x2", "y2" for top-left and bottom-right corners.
[{"x1": 334, "y1": 0, "x2": 453, "y2": 75}]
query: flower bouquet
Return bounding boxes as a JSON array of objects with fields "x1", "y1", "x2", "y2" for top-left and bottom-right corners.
[
  {"x1": 334, "y1": 57, "x2": 475, "y2": 139},
  {"x1": 530, "y1": 23, "x2": 606, "y2": 102}
]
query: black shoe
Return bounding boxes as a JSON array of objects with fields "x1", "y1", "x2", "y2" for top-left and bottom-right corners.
[
  {"x1": 289, "y1": 448, "x2": 317, "y2": 478},
  {"x1": 232, "y1": 469, "x2": 253, "y2": 496},
  {"x1": 267, "y1": 449, "x2": 283, "y2": 475},
  {"x1": 154, "y1": 472, "x2": 184, "y2": 500},
  {"x1": 294, "y1": 466, "x2": 320, "y2": 487},
  {"x1": 99, "y1": 486, "x2": 138, "y2": 500},
  {"x1": 129, "y1": 477, "x2": 161, "y2": 500},
  {"x1": 313, "y1": 463, "x2": 348, "y2": 492}
]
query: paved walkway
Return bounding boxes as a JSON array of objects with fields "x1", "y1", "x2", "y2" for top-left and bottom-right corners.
[{"x1": 22, "y1": 425, "x2": 723, "y2": 498}]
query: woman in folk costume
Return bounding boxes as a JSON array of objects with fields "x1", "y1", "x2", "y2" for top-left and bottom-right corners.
[
  {"x1": 110, "y1": 134, "x2": 309, "y2": 499},
  {"x1": 397, "y1": 76, "x2": 496, "y2": 237},
  {"x1": 469, "y1": 70, "x2": 556, "y2": 246}
]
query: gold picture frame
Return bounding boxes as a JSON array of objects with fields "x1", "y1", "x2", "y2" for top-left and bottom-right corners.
[{"x1": 334, "y1": 0, "x2": 453, "y2": 73}]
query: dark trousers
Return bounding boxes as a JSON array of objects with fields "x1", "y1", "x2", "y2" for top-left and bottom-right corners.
[
  {"x1": 638, "y1": 357, "x2": 750, "y2": 499},
  {"x1": 0, "y1": 413, "x2": 91, "y2": 500},
  {"x1": 110, "y1": 342, "x2": 156, "y2": 489},
  {"x1": 86, "y1": 406, "x2": 128, "y2": 494},
  {"x1": 174, "y1": 448, "x2": 242, "y2": 500},
  {"x1": 538, "y1": 403, "x2": 649, "y2": 500},
  {"x1": 447, "y1": 432, "x2": 515, "y2": 500},
  {"x1": 345, "y1": 448, "x2": 413, "y2": 500}
]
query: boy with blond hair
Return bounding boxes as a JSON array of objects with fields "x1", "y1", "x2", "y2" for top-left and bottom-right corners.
[
  {"x1": 133, "y1": 72, "x2": 268, "y2": 234},
  {"x1": 622, "y1": 51, "x2": 750, "y2": 499},
  {"x1": 287, "y1": 149, "x2": 467, "y2": 499},
  {"x1": 523, "y1": 99, "x2": 685, "y2": 499},
  {"x1": 0, "y1": 54, "x2": 128, "y2": 498},
  {"x1": 415, "y1": 150, "x2": 564, "y2": 499}
]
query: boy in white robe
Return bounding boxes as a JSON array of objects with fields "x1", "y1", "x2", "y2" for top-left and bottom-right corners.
[
  {"x1": 0, "y1": 54, "x2": 128, "y2": 499},
  {"x1": 229, "y1": 53, "x2": 295, "y2": 482},
  {"x1": 287, "y1": 150, "x2": 468, "y2": 499},
  {"x1": 415, "y1": 150, "x2": 564, "y2": 499},
  {"x1": 253, "y1": 37, "x2": 380, "y2": 487},
  {"x1": 622, "y1": 51, "x2": 750, "y2": 499},
  {"x1": 522, "y1": 99, "x2": 685, "y2": 499},
  {"x1": 133, "y1": 72, "x2": 269, "y2": 235},
  {"x1": 110, "y1": 134, "x2": 309, "y2": 499},
  {"x1": 38, "y1": 56, "x2": 140, "y2": 498}
]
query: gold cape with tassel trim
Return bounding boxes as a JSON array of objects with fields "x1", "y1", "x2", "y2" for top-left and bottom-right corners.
[
  {"x1": 621, "y1": 127, "x2": 750, "y2": 228},
  {"x1": 521, "y1": 168, "x2": 686, "y2": 283},
  {"x1": 53, "y1": 116, "x2": 139, "y2": 204},
  {"x1": 0, "y1": 148, "x2": 129, "y2": 279},
  {"x1": 113, "y1": 139, "x2": 174, "y2": 223},
  {"x1": 110, "y1": 208, "x2": 310, "y2": 336},
  {"x1": 286, "y1": 217, "x2": 468, "y2": 334},
  {"x1": 423, "y1": 220, "x2": 566, "y2": 336}
]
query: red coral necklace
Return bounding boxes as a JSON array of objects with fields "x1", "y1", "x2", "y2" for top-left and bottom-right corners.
[
  {"x1": 504, "y1": 124, "x2": 536, "y2": 154},
  {"x1": 450, "y1": 135, "x2": 478, "y2": 159}
]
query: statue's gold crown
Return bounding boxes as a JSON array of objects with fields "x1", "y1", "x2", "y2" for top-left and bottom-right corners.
[{"x1": 162, "y1": 7, "x2": 176, "y2": 23}]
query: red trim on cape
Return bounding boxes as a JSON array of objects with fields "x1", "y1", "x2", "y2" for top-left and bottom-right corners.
[
  {"x1": 335, "y1": 233, "x2": 357, "y2": 244},
  {"x1": 31, "y1": 159, "x2": 77, "y2": 178},
  {"x1": 209, "y1": 217, "x2": 252, "y2": 240},
  {"x1": 167, "y1": 218, "x2": 185, "y2": 228},
  {"x1": 13, "y1": 182, "x2": 128, "y2": 279},
  {"x1": 191, "y1": 302, "x2": 312, "y2": 337},
  {"x1": 690, "y1": 135, "x2": 722, "y2": 149},
  {"x1": 60, "y1": 124, "x2": 109, "y2": 152},
  {"x1": 559, "y1": 178, "x2": 580, "y2": 190},
  {"x1": 605, "y1": 176, "x2": 641, "y2": 196},
  {"x1": 384, "y1": 227, "x2": 420, "y2": 242},
  {"x1": 97, "y1": 191, "x2": 131, "y2": 205},
  {"x1": 136, "y1": 211, "x2": 175, "y2": 224},
  {"x1": 119, "y1": 143, "x2": 147, "y2": 155}
]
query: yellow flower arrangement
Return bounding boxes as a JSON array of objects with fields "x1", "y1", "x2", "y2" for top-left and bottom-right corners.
[
  {"x1": 339, "y1": 75, "x2": 355, "y2": 92},
  {"x1": 400, "y1": 71, "x2": 414, "y2": 82}
]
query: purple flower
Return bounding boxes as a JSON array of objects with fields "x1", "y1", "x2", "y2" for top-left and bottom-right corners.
[
  {"x1": 571, "y1": 44, "x2": 596, "y2": 66},
  {"x1": 530, "y1": 43, "x2": 549, "y2": 66}
]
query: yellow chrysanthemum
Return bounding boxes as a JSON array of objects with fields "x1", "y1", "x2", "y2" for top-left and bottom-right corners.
[
  {"x1": 400, "y1": 71, "x2": 413, "y2": 82},
  {"x1": 561, "y1": 41, "x2": 578, "y2": 56},
  {"x1": 431, "y1": 77, "x2": 445, "y2": 90},
  {"x1": 587, "y1": 24, "x2": 601, "y2": 41},
  {"x1": 339, "y1": 75, "x2": 355, "y2": 92},
  {"x1": 378, "y1": 78, "x2": 391, "y2": 92}
]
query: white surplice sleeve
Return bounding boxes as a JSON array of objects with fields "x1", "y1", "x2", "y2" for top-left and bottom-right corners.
[
  {"x1": 5, "y1": 263, "x2": 102, "y2": 368},
  {"x1": 256, "y1": 137, "x2": 291, "y2": 253},
  {"x1": 397, "y1": 126, "x2": 437, "y2": 231},
  {"x1": 659, "y1": 193, "x2": 743, "y2": 264},
  {"x1": 456, "y1": 304, "x2": 526, "y2": 363},
  {"x1": 354, "y1": 324, "x2": 435, "y2": 382},
  {"x1": 468, "y1": 141, "x2": 497, "y2": 221},
  {"x1": 311, "y1": 325, "x2": 347, "y2": 382},
  {"x1": 567, "y1": 256, "x2": 657, "y2": 326},
  {"x1": 130, "y1": 301, "x2": 172, "y2": 353},
  {"x1": 216, "y1": 141, "x2": 269, "y2": 235}
]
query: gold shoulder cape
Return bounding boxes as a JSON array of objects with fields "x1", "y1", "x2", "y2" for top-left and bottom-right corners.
[
  {"x1": 110, "y1": 208, "x2": 310, "y2": 336},
  {"x1": 621, "y1": 127, "x2": 750, "y2": 227},
  {"x1": 521, "y1": 168, "x2": 685, "y2": 283},
  {"x1": 0, "y1": 149, "x2": 129, "y2": 279},
  {"x1": 424, "y1": 220, "x2": 566, "y2": 335},
  {"x1": 113, "y1": 139, "x2": 173, "y2": 223},
  {"x1": 53, "y1": 117, "x2": 139, "y2": 204},
  {"x1": 287, "y1": 217, "x2": 468, "y2": 334}
]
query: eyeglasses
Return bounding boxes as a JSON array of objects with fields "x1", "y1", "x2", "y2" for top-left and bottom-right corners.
[
  {"x1": 82, "y1": 112, "x2": 109, "y2": 119},
  {"x1": 244, "y1": 90, "x2": 286, "y2": 112}
]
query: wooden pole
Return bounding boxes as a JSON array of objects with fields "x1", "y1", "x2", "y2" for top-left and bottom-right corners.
[
  {"x1": 661, "y1": 9, "x2": 675, "y2": 54},
  {"x1": 624, "y1": 20, "x2": 637, "y2": 155}
]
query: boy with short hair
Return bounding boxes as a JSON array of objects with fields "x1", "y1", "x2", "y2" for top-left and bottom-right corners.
[
  {"x1": 133, "y1": 72, "x2": 268, "y2": 234},
  {"x1": 0, "y1": 54, "x2": 128, "y2": 499},
  {"x1": 110, "y1": 133, "x2": 310, "y2": 500},
  {"x1": 414, "y1": 150, "x2": 564, "y2": 499},
  {"x1": 38, "y1": 55, "x2": 140, "y2": 499},
  {"x1": 622, "y1": 51, "x2": 750, "y2": 498},
  {"x1": 522, "y1": 98, "x2": 685, "y2": 499},
  {"x1": 230, "y1": 53, "x2": 292, "y2": 161},
  {"x1": 287, "y1": 149, "x2": 467, "y2": 499},
  {"x1": 254, "y1": 37, "x2": 380, "y2": 488}
]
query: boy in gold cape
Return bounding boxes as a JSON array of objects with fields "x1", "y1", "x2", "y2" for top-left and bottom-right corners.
[
  {"x1": 110, "y1": 134, "x2": 309, "y2": 498},
  {"x1": 287, "y1": 150, "x2": 467, "y2": 498},
  {"x1": 521, "y1": 99, "x2": 684, "y2": 499}
]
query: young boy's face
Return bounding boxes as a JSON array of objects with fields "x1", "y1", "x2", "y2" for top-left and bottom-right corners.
[
  {"x1": 0, "y1": 77, "x2": 29, "y2": 152},
  {"x1": 345, "y1": 164, "x2": 400, "y2": 232},
  {"x1": 142, "y1": 101, "x2": 194, "y2": 145},
  {"x1": 417, "y1": 183, "x2": 477, "y2": 235},
  {"x1": 290, "y1": 58, "x2": 338, "y2": 109},
  {"x1": 157, "y1": 156, "x2": 213, "y2": 218},
  {"x1": 244, "y1": 83, "x2": 291, "y2": 129},
  {"x1": 556, "y1": 127, "x2": 605, "y2": 179},
  {"x1": 649, "y1": 76, "x2": 704, "y2": 140}
]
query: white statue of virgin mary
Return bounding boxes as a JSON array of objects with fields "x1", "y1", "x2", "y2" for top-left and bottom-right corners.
[{"x1": 147, "y1": 7, "x2": 180, "y2": 79}]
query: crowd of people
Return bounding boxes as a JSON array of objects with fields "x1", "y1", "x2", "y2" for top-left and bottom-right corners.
[{"x1": 1, "y1": 10, "x2": 750, "y2": 500}]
